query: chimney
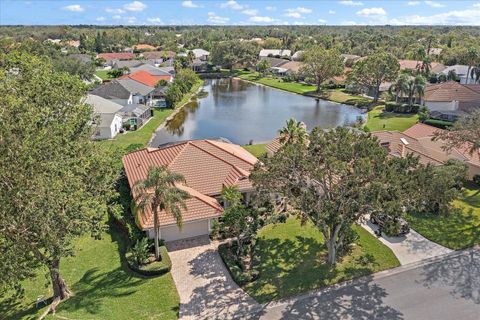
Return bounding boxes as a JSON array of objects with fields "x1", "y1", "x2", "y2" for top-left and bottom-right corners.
[{"x1": 400, "y1": 138, "x2": 409, "y2": 158}]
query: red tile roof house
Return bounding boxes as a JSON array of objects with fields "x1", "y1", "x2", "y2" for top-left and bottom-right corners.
[
  {"x1": 97, "y1": 52, "x2": 136, "y2": 66},
  {"x1": 422, "y1": 81, "x2": 480, "y2": 116},
  {"x1": 372, "y1": 123, "x2": 480, "y2": 179},
  {"x1": 122, "y1": 140, "x2": 258, "y2": 242}
]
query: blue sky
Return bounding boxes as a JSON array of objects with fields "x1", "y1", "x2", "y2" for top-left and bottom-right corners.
[{"x1": 1, "y1": 1, "x2": 480, "y2": 26}]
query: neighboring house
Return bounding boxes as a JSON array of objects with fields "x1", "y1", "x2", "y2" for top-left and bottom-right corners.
[
  {"x1": 259, "y1": 49, "x2": 292, "y2": 58},
  {"x1": 258, "y1": 56, "x2": 290, "y2": 68},
  {"x1": 428, "y1": 48, "x2": 443, "y2": 56},
  {"x1": 134, "y1": 44, "x2": 157, "y2": 51},
  {"x1": 130, "y1": 63, "x2": 175, "y2": 77},
  {"x1": 68, "y1": 53, "x2": 92, "y2": 64},
  {"x1": 141, "y1": 50, "x2": 176, "y2": 65},
  {"x1": 399, "y1": 59, "x2": 445, "y2": 74},
  {"x1": 191, "y1": 48, "x2": 210, "y2": 61},
  {"x1": 439, "y1": 65, "x2": 479, "y2": 84},
  {"x1": 65, "y1": 40, "x2": 80, "y2": 48},
  {"x1": 85, "y1": 94, "x2": 123, "y2": 140},
  {"x1": 191, "y1": 59, "x2": 208, "y2": 72},
  {"x1": 341, "y1": 54, "x2": 361, "y2": 64},
  {"x1": 423, "y1": 81, "x2": 480, "y2": 114},
  {"x1": 291, "y1": 51, "x2": 304, "y2": 61},
  {"x1": 278, "y1": 61, "x2": 303, "y2": 73},
  {"x1": 90, "y1": 78, "x2": 155, "y2": 106},
  {"x1": 97, "y1": 52, "x2": 136, "y2": 66},
  {"x1": 373, "y1": 123, "x2": 480, "y2": 179},
  {"x1": 119, "y1": 70, "x2": 173, "y2": 86},
  {"x1": 122, "y1": 139, "x2": 258, "y2": 242},
  {"x1": 112, "y1": 60, "x2": 145, "y2": 69}
]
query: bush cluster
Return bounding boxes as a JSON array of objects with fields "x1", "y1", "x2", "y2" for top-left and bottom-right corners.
[
  {"x1": 126, "y1": 245, "x2": 172, "y2": 276},
  {"x1": 385, "y1": 102, "x2": 422, "y2": 114},
  {"x1": 423, "y1": 118, "x2": 454, "y2": 129},
  {"x1": 218, "y1": 242, "x2": 259, "y2": 285}
]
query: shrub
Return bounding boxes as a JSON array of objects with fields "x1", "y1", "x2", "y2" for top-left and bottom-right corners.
[
  {"x1": 218, "y1": 242, "x2": 259, "y2": 285},
  {"x1": 126, "y1": 245, "x2": 172, "y2": 276},
  {"x1": 384, "y1": 102, "x2": 421, "y2": 114},
  {"x1": 130, "y1": 237, "x2": 150, "y2": 265},
  {"x1": 424, "y1": 119, "x2": 454, "y2": 129},
  {"x1": 382, "y1": 219, "x2": 401, "y2": 237},
  {"x1": 473, "y1": 175, "x2": 480, "y2": 186}
]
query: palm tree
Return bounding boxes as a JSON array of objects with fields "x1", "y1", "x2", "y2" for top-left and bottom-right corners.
[
  {"x1": 134, "y1": 166, "x2": 190, "y2": 260},
  {"x1": 279, "y1": 118, "x2": 309, "y2": 146},
  {"x1": 464, "y1": 47, "x2": 479, "y2": 84},
  {"x1": 390, "y1": 73, "x2": 410, "y2": 103},
  {"x1": 470, "y1": 65, "x2": 480, "y2": 84},
  {"x1": 406, "y1": 75, "x2": 426, "y2": 106},
  {"x1": 187, "y1": 50, "x2": 196, "y2": 64}
]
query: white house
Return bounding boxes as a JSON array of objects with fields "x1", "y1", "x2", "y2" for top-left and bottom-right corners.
[
  {"x1": 440, "y1": 65, "x2": 479, "y2": 84},
  {"x1": 259, "y1": 49, "x2": 292, "y2": 58}
]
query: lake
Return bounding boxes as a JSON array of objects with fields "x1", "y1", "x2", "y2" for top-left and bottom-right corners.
[{"x1": 150, "y1": 78, "x2": 366, "y2": 146}]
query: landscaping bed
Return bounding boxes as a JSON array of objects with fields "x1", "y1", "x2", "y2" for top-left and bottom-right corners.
[
  {"x1": 236, "y1": 217, "x2": 399, "y2": 303},
  {"x1": 126, "y1": 245, "x2": 172, "y2": 276},
  {"x1": 407, "y1": 182, "x2": 480, "y2": 250},
  {"x1": 365, "y1": 105, "x2": 419, "y2": 132}
]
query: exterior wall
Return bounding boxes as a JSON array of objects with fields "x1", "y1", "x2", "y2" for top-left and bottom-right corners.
[
  {"x1": 146, "y1": 219, "x2": 211, "y2": 242},
  {"x1": 425, "y1": 100, "x2": 458, "y2": 112},
  {"x1": 93, "y1": 114, "x2": 122, "y2": 140},
  {"x1": 467, "y1": 163, "x2": 480, "y2": 180}
]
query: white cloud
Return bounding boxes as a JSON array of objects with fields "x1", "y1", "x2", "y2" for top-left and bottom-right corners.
[
  {"x1": 63, "y1": 4, "x2": 84, "y2": 12},
  {"x1": 407, "y1": 1, "x2": 420, "y2": 6},
  {"x1": 424, "y1": 1, "x2": 445, "y2": 8},
  {"x1": 339, "y1": 1, "x2": 363, "y2": 6},
  {"x1": 126, "y1": 16, "x2": 137, "y2": 24},
  {"x1": 147, "y1": 17, "x2": 163, "y2": 24},
  {"x1": 341, "y1": 20, "x2": 358, "y2": 25},
  {"x1": 329, "y1": 10, "x2": 336, "y2": 14},
  {"x1": 96, "y1": 16, "x2": 106, "y2": 22},
  {"x1": 221, "y1": 0, "x2": 243, "y2": 10},
  {"x1": 242, "y1": 9, "x2": 258, "y2": 16},
  {"x1": 318, "y1": 19, "x2": 327, "y2": 23},
  {"x1": 112, "y1": 15, "x2": 122, "y2": 19},
  {"x1": 356, "y1": 7, "x2": 387, "y2": 16},
  {"x1": 249, "y1": 15, "x2": 275, "y2": 23},
  {"x1": 266, "y1": 6, "x2": 276, "y2": 11},
  {"x1": 285, "y1": 7, "x2": 312, "y2": 19},
  {"x1": 473, "y1": 2, "x2": 480, "y2": 8},
  {"x1": 182, "y1": 1, "x2": 198, "y2": 8},
  {"x1": 124, "y1": 1, "x2": 146, "y2": 12},
  {"x1": 390, "y1": 8, "x2": 480, "y2": 25},
  {"x1": 207, "y1": 12, "x2": 230, "y2": 24},
  {"x1": 106, "y1": 8, "x2": 125, "y2": 14}
]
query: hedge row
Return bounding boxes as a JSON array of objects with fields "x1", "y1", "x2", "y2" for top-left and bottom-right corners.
[
  {"x1": 126, "y1": 246, "x2": 172, "y2": 276},
  {"x1": 423, "y1": 119, "x2": 454, "y2": 129},
  {"x1": 385, "y1": 102, "x2": 422, "y2": 114},
  {"x1": 218, "y1": 242, "x2": 259, "y2": 286}
]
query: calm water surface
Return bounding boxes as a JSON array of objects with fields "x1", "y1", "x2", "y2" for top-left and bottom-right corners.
[{"x1": 151, "y1": 78, "x2": 365, "y2": 146}]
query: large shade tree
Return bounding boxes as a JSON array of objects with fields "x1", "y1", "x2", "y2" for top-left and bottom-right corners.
[
  {"x1": 134, "y1": 166, "x2": 190, "y2": 260},
  {"x1": 300, "y1": 46, "x2": 343, "y2": 93},
  {"x1": 210, "y1": 40, "x2": 259, "y2": 70},
  {"x1": 252, "y1": 126, "x2": 424, "y2": 266},
  {"x1": 0, "y1": 52, "x2": 117, "y2": 311},
  {"x1": 349, "y1": 52, "x2": 400, "y2": 102}
]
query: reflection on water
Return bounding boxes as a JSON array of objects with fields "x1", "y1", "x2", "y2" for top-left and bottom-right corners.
[{"x1": 151, "y1": 78, "x2": 365, "y2": 146}]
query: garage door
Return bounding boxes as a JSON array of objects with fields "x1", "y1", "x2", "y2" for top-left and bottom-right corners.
[{"x1": 160, "y1": 219, "x2": 209, "y2": 242}]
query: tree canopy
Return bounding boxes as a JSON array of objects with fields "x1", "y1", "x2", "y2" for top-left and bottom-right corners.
[{"x1": 300, "y1": 46, "x2": 343, "y2": 93}]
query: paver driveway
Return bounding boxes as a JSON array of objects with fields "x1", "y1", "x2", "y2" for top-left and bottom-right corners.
[
  {"x1": 361, "y1": 218, "x2": 452, "y2": 265},
  {"x1": 167, "y1": 237, "x2": 260, "y2": 320}
]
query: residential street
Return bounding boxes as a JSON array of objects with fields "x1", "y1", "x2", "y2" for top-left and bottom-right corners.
[{"x1": 253, "y1": 247, "x2": 480, "y2": 320}]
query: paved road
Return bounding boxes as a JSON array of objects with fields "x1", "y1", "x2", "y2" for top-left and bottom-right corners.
[
  {"x1": 167, "y1": 237, "x2": 260, "y2": 320},
  {"x1": 253, "y1": 247, "x2": 480, "y2": 320},
  {"x1": 361, "y1": 218, "x2": 452, "y2": 265}
]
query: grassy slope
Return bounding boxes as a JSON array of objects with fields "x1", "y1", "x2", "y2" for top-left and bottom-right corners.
[
  {"x1": 0, "y1": 225, "x2": 179, "y2": 320},
  {"x1": 243, "y1": 143, "x2": 267, "y2": 158},
  {"x1": 365, "y1": 105, "x2": 419, "y2": 132},
  {"x1": 326, "y1": 89, "x2": 372, "y2": 105},
  {"x1": 237, "y1": 71, "x2": 316, "y2": 94},
  {"x1": 244, "y1": 217, "x2": 399, "y2": 302},
  {"x1": 408, "y1": 182, "x2": 480, "y2": 250},
  {"x1": 95, "y1": 70, "x2": 115, "y2": 81}
]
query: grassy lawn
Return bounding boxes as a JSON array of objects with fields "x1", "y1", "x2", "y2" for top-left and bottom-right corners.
[
  {"x1": 0, "y1": 223, "x2": 179, "y2": 320},
  {"x1": 99, "y1": 80, "x2": 204, "y2": 152},
  {"x1": 95, "y1": 70, "x2": 115, "y2": 81},
  {"x1": 237, "y1": 70, "x2": 316, "y2": 95},
  {"x1": 408, "y1": 182, "x2": 480, "y2": 250},
  {"x1": 243, "y1": 143, "x2": 267, "y2": 158},
  {"x1": 326, "y1": 89, "x2": 372, "y2": 106},
  {"x1": 244, "y1": 217, "x2": 400, "y2": 302},
  {"x1": 365, "y1": 105, "x2": 419, "y2": 132}
]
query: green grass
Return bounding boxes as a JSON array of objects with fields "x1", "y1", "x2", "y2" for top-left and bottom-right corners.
[
  {"x1": 326, "y1": 89, "x2": 372, "y2": 106},
  {"x1": 237, "y1": 71, "x2": 316, "y2": 94},
  {"x1": 244, "y1": 217, "x2": 400, "y2": 302},
  {"x1": 243, "y1": 143, "x2": 267, "y2": 158},
  {"x1": 365, "y1": 105, "x2": 419, "y2": 132},
  {"x1": 99, "y1": 80, "x2": 203, "y2": 152},
  {"x1": 95, "y1": 70, "x2": 115, "y2": 81},
  {"x1": 0, "y1": 224, "x2": 179, "y2": 320},
  {"x1": 408, "y1": 182, "x2": 480, "y2": 250}
]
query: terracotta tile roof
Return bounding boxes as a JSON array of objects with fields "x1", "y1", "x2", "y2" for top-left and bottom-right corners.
[
  {"x1": 142, "y1": 51, "x2": 176, "y2": 59},
  {"x1": 399, "y1": 60, "x2": 445, "y2": 73},
  {"x1": 404, "y1": 122, "x2": 441, "y2": 138},
  {"x1": 97, "y1": 52, "x2": 136, "y2": 61},
  {"x1": 122, "y1": 140, "x2": 258, "y2": 229},
  {"x1": 424, "y1": 81, "x2": 480, "y2": 102},
  {"x1": 134, "y1": 44, "x2": 157, "y2": 51},
  {"x1": 119, "y1": 70, "x2": 172, "y2": 87},
  {"x1": 266, "y1": 137, "x2": 282, "y2": 155}
]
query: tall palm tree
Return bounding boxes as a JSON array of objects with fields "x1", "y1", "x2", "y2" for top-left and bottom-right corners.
[
  {"x1": 279, "y1": 118, "x2": 309, "y2": 146},
  {"x1": 134, "y1": 166, "x2": 190, "y2": 260},
  {"x1": 464, "y1": 47, "x2": 479, "y2": 84},
  {"x1": 406, "y1": 75, "x2": 426, "y2": 106},
  {"x1": 187, "y1": 50, "x2": 196, "y2": 64},
  {"x1": 390, "y1": 73, "x2": 410, "y2": 103},
  {"x1": 470, "y1": 65, "x2": 480, "y2": 84}
]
